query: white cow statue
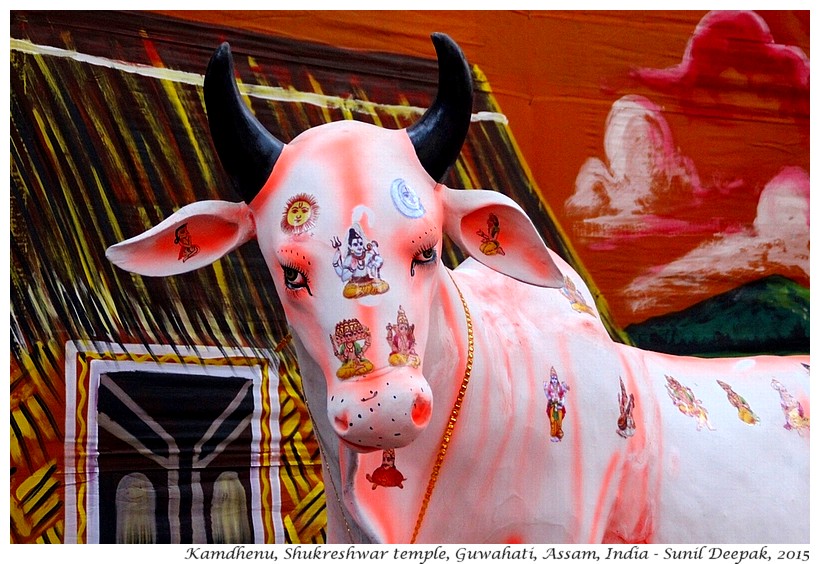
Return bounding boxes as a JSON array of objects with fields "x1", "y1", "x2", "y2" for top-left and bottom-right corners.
[{"x1": 107, "y1": 34, "x2": 809, "y2": 544}]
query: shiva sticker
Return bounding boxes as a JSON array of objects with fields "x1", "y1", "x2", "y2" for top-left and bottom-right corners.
[
  {"x1": 332, "y1": 223, "x2": 390, "y2": 299},
  {"x1": 174, "y1": 223, "x2": 200, "y2": 263},
  {"x1": 617, "y1": 376, "x2": 636, "y2": 438},
  {"x1": 717, "y1": 380, "x2": 759, "y2": 425},
  {"x1": 281, "y1": 193, "x2": 319, "y2": 235},
  {"x1": 771, "y1": 379, "x2": 810, "y2": 435},
  {"x1": 391, "y1": 178, "x2": 425, "y2": 219},
  {"x1": 366, "y1": 449, "x2": 406, "y2": 489},
  {"x1": 330, "y1": 318, "x2": 374, "y2": 379},
  {"x1": 665, "y1": 375, "x2": 714, "y2": 431},
  {"x1": 560, "y1": 275, "x2": 597, "y2": 317},
  {"x1": 477, "y1": 213, "x2": 505, "y2": 256},
  {"x1": 386, "y1": 306, "x2": 420, "y2": 368},
  {"x1": 544, "y1": 367, "x2": 570, "y2": 442}
]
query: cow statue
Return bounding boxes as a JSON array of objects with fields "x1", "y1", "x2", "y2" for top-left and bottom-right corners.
[{"x1": 106, "y1": 34, "x2": 809, "y2": 544}]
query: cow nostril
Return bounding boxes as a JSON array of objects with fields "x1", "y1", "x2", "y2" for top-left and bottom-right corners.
[
  {"x1": 333, "y1": 413, "x2": 349, "y2": 434},
  {"x1": 412, "y1": 394, "x2": 432, "y2": 426}
]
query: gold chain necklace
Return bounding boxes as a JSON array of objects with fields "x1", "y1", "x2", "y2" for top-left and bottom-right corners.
[{"x1": 410, "y1": 273, "x2": 474, "y2": 543}]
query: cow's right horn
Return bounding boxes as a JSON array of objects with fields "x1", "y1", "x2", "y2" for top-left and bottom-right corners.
[
  {"x1": 204, "y1": 42, "x2": 285, "y2": 204},
  {"x1": 407, "y1": 33, "x2": 474, "y2": 182}
]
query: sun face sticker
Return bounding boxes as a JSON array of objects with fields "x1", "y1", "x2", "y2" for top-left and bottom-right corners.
[
  {"x1": 543, "y1": 367, "x2": 570, "y2": 442},
  {"x1": 717, "y1": 380, "x2": 759, "y2": 425},
  {"x1": 331, "y1": 223, "x2": 390, "y2": 299},
  {"x1": 477, "y1": 213, "x2": 505, "y2": 256},
  {"x1": 366, "y1": 449, "x2": 406, "y2": 489},
  {"x1": 665, "y1": 375, "x2": 714, "y2": 431},
  {"x1": 771, "y1": 379, "x2": 809, "y2": 435},
  {"x1": 391, "y1": 178, "x2": 425, "y2": 218},
  {"x1": 386, "y1": 306, "x2": 420, "y2": 368},
  {"x1": 281, "y1": 193, "x2": 319, "y2": 235},
  {"x1": 174, "y1": 223, "x2": 200, "y2": 263},
  {"x1": 617, "y1": 377, "x2": 636, "y2": 438},
  {"x1": 560, "y1": 275, "x2": 597, "y2": 317},
  {"x1": 330, "y1": 318, "x2": 374, "y2": 379}
]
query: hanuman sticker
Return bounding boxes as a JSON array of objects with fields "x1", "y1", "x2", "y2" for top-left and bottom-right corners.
[
  {"x1": 330, "y1": 318, "x2": 374, "y2": 379},
  {"x1": 617, "y1": 377, "x2": 636, "y2": 438},
  {"x1": 665, "y1": 375, "x2": 714, "y2": 431},
  {"x1": 717, "y1": 380, "x2": 759, "y2": 425},
  {"x1": 174, "y1": 223, "x2": 200, "y2": 263},
  {"x1": 477, "y1": 213, "x2": 505, "y2": 256},
  {"x1": 771, "y1": 379, "x2": 809, "y2": 435},
  {"x1": 386, "y1": 306, "x2": 420, "y2": 368},
  {"x1": 281, "y1": 193, "x2": 319, "y2": 235},
  {"x1": 366, "y1": 449, "x2": 406, "y2": 489},
  {"x1": 332, "y1": 223, "x2": 390, "y2": 299},
  {"x1": 544, "y1": 367, "x2": 570, "y2": 442}
]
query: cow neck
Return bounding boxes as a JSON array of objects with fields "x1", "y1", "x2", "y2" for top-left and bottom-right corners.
[{"x1": 410, "y1": 270, "x2": 474, "y2": 543}]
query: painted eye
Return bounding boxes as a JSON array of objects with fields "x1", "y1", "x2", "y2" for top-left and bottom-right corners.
[
  {"x1": 282, "y1": 265, "x2": 312, "y2": 295},
  {"x1": 411, "y1": 245, "x2": 438, "y2": 276}
]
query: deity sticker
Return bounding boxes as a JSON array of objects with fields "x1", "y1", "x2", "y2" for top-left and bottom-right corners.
[
  {"x1": 477, "y1": 213, "x2": 506, "y2": 256},
  {"x1": 665, "y1": 375, "x2": 714, "y2": 431},
  {"x1": 330, "y1": 318, "x2": 374, "y2": 379},
  {"x1": 391, "y1": 178, "x2": 425, "y2": 219},
  {"x1": 717, "y1": 380, "x2": 759, "y2": 425},
  {"x1": 617, "y1": 377, "x2": 636, "y2": 438},
  {"x1": 544, "y1": 367, "x2": 570, "y2": 442},
  {"x1": 386, "y1": 306, "x2": 420, "y2": 368},
  {"x1": 174, "y1": 223, "x2": 200, "y2": 263},
  {"x1": 281, "y1": 193, "x2": 319, "y2": 235},
  {"x1": 366, "y1": 449, "x2": 406, "y2": 489},
  {"x1": 332, "y1": 223, "x2": 390, "y2": 299},
  {"x1": 560, "y1": 275, "x2": 597, "y2": 317},
  {"x1": 771, "y1": 379, "x2": 810, "y2": 435}
]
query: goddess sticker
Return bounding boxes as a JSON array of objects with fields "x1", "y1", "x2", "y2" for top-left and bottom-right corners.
[
  {"x1": 617, "y1": 376, "x2": 636, "y2": 438},
  {"x1": 391, "y1": 178, "x2": 425, "y2": 219},
  {"x1": 477, "y1": 213, "x2": 505, "y2": 256},
  {"x1": 560, "y1": 275, "x2": 597, "y2": 317},
  {"x1": 717, "y1": 380, "x2": 759, "y2": 425},
  {"x1": 330, "y1": 318, "x2": 374, "y2": 379},
  {"x1": 665, "y1": 375, "x2": 714, "y2": 431},
  {"x1": 281, "y1": 193, "x2": 319, "y2": 235},
  {"x1": 366, "y1": 449, "x2": 406, "y2": 489},
  {"x1": 543, "y1": 367, "x2": 570, "y2": 442},
  {"x1": 331, "y1": 223, "x2": 390, "y2": 299},
  {"x1": 386, "y1": 306, "x2": 420, "y2": 368},
  {"x1": 771, "y1": 379, "x2": 810, "y2": 435},
  {"x1": 174, "y1": 223, "x2": 200, "y2": 262}
]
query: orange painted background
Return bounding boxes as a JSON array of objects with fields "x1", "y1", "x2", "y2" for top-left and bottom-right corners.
[{"x1": 158, "y1": 9, "x2": 810, "y2": 330}]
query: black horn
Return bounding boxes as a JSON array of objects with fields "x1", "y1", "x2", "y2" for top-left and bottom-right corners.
[
  {"x1": 204, "y1": 42, "x2": 284, "y2": 204},
  {"x1": 407, "y1": 33, "x2": 474, "y2": 182}
]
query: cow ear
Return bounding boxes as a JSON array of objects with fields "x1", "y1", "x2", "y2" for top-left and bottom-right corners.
[
  {"x1": 441, "y1": 187, "x2": 563, "y2": 287},
  {"x1": 106, "y1": 200, "x2": 255, "y2": 277}
]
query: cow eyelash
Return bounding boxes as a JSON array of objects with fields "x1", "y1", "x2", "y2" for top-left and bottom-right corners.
[
  {"x1": 281, "y1": 263, "x2": 312, "y2": 295},
  {"x1": 411, "y1": 243, "x2": 438, "y2": 276}
]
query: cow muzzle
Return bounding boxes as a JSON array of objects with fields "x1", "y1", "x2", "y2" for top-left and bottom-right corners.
[{"x1": 327, "y1": 368, "x2": 433, "y2": 452}]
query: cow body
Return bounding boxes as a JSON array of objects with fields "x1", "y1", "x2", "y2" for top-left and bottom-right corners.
[{"x1": 107, "y1": 35, "x2": 809, "y2": 544}]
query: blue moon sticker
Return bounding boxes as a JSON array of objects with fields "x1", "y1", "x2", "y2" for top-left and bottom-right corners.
[{"x1": 391, "y1": 178, "x2": 425, "y2": 218}]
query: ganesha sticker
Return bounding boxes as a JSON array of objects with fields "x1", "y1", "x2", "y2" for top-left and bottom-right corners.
[
  {"x1": 366, "y1": 449, "x2": 406, "y2": 489},
  {"x1": 281, "y1": 193, "x2": 319, "y2": 235},
  {"x1": 717, "y1": 380, "x2": 759, "y2": 425},
  {"x1": 617, "y1": 376, "x2": 636, "y2": 438},
  {"x1": 330, "y1": 318, "x2": 374, "y2": 379},
  {"x1": 477, "y1": 213, "x2": 505, "y2": 256},
  {"x1": 665, "y1": 375, "x2": 714, "y2": 431},
  {"x1": 391, "y1": 178, "x2": 425, "y2": 219},
  {"x1": 560, "y1": 275, "x2": 597, "y2": 317},
  {"x1": 543, "y1": 367, "x2": 570, "y2": 442},
  {"x1": 174, "y1": 223, "x2": 200, "y2": 262},
  {"x1": 771, "y1": 379, "x2": 809, "y2": 435},
  {"x1": 332, "y1": 223, "x2": 390, "y2": 299},
  {"x1": 386, "y1": 306, "x2": 420, "y2": 368}
]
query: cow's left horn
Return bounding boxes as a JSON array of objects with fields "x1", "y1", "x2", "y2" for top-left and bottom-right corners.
[
  {"x1": 407, "y1": 33, "x2": 474, "y2": 182},
  {"x1": 204, "y1": 42, "x2": 285, "y2": 204}
]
